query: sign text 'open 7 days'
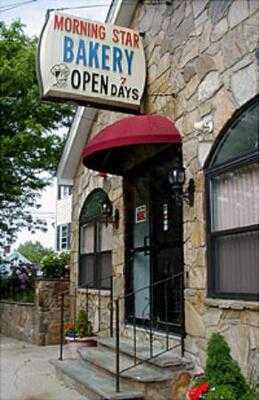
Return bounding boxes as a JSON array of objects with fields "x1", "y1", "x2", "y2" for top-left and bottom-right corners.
[{"x1": 37, "y1": 12, "x2": 146, "y2": 112}]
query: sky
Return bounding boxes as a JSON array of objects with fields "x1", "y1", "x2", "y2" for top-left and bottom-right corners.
[{"x1": 1, "y1": 0, "x2": 111, "y2": 250}]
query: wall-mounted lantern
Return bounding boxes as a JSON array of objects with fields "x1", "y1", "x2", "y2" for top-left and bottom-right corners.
[
  {"x1": 168, "y1": 167, "x2": 195, "y2": 207},
  {"x1": 101, "y1": 200, "x2": 120, "y2": 229}
]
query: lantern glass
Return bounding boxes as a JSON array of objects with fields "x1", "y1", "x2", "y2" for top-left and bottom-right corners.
[
  {"x1": 168, "y1": 167, "x2": 186, "y2": 188},
  {"x1": 102, "y1": 201, "x2": 112, "y2": 218},
  {"x1": 177, "y1": 167, "x2": 186, "y2": 185}
]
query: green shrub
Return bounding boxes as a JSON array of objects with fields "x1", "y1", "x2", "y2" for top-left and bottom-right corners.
[
  {"x1": 41, "y1": 251, "x2": 70, "y2": 278},
  {"x1": 206, "y1": 385, "x2": 236, "y2": 400},
  {"x1": 75, "y1": 310, "x2": 93, "y2": 337},
  {"x1": 204, "y1": 333, "x2": 255, "y2": 399}
]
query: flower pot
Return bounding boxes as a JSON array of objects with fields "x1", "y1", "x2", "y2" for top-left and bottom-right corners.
[{"x1": 65, "y1": 336, "x2": 97, "y2": 347}]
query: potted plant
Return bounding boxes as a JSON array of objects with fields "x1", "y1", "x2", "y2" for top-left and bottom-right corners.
[
  {"x1": 64, "y1": 322, "x2": 79, "y2": 341},
  {"x1": 75, "y1": 309, "x2": 97, "y2": 347},
  {"x1": 64, "y1": 310, "x2": 96, "y2": 348}
]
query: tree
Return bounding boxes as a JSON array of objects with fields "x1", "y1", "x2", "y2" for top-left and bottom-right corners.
[
  {"x1": 0, "y1": 21, "x2": 74, "y2": 245},
  {"x1": 17, "y1": 240, "x2": 55, "y2": 265},
  {"x1": 41, "y1": 251, "x2": 70, "y2": 278}
]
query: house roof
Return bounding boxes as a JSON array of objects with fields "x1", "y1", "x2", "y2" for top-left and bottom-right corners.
[
  {"x1": 6, "y1": 251, "x2": 34, "y2": 265},
  {"x1": 57, "y1": 0, "x2": 139, "y2": 185}
]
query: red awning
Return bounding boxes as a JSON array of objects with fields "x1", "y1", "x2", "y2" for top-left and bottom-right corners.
[{"x1": 82, "y1": 115, "x2": 182, "y2": 175}]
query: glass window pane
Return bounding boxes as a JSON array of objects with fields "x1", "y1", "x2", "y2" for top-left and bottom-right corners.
[
  {"x1": 60, "y1": 225, "x2": 68, "y2": 249},
  {"x1": 213, "y1": 230, "x2": 259, "y2": 294},
  {"x1": 100, "y1": 223, "x2": 113, "y2": 252},
  {"x1": 212, "y1": 102, "x2": 258, "y2": 166},
  {"x1": 80, "y1": 223, "x2": 95, "y2": 254},
  {"x1": 211, "y1": 163, "x2": 259, "y2": 231},
  {"x1": 99, "y1": 252, "x2": 112, "y2": 288},
  {"x1": 79, "y1": 254, "x2": 94, "y2": 286}
]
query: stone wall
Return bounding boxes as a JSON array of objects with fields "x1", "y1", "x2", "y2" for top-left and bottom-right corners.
[
  {"x1": 76, "y1": 289, "x2": 112, "y2": 335},
  {"x1": 0, "y1": 301, "x2": 35, "y2": 343},
  {"x1": 69, "y1": 0, "x2": 259, "y2": 381},
  {"x1": 0, "y1": 279, "x2": 70, "y2": 345}
]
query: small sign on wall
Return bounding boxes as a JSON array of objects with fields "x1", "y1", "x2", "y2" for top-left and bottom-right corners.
[{"x1": 135, "y1": 205, "x2": 146, "y2": 223}]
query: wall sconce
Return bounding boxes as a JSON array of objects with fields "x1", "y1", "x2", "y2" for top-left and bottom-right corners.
[
  {"x1": 168, "y1": 167, "x2": 195, "y2": 207},
  {"x1": 101, "y1": 200, "x2": 120, "y2": 229}
]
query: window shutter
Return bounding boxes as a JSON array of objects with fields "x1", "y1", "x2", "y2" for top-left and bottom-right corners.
[
  {"x1": 58, "y1": 186, "x2": 61, "y2": 200},
  {"x1": 56, "y1": 225, "x2": 60, "y2": 251}
]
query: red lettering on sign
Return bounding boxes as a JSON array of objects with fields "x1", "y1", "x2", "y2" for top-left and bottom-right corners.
[{"x1": 53, "y1": 14, "x2": 106, "y2": 40}]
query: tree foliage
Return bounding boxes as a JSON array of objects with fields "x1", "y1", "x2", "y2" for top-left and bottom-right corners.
[
  {"x1": 0, "y1": 21, "x2": 74, "y2": 245},
  {"x1": 17, "y1": 240, "x2": 55, "y2": 265},
  {"x1": 41, "y1": 251, "x2": 70, "y2": 278}
]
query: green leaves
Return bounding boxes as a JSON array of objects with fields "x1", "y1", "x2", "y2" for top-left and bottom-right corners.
[
  {"x1": 0, "y1": 21, "x2": 75, "y2": 245},
  {"x1": 17, "y1": 240, "x2": 55, "y2": 265},
  {"x1": 204, "y1": 333, "x2": 255, "y2": 400},
  {"x1": 41, "y1": 251, "x2": 70, "y2": 278}
]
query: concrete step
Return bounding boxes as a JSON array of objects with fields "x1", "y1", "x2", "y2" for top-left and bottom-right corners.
[
  {"x1": 98, "y1": 337, "x2": 194, "y2": 370},
  {"x1": 78, "y1": 346, "x2": 172, "y2": 383},
  {"x1": 51, "y1": 358, "x2": 144, "y2": 400}
]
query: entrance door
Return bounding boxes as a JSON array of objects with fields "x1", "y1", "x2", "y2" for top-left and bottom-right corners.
[{"x1": 125, "y1": 150, "x2": 184, "y2": 334}]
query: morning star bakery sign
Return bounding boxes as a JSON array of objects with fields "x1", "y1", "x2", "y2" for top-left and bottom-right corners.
[{"x1": 37, "y1": 12, "x2": 146, "y2": 112}]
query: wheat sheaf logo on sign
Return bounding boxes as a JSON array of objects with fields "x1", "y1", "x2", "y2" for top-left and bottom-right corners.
[{"x1": 50, "y1": 63, "x2": 70, "y2": 88}]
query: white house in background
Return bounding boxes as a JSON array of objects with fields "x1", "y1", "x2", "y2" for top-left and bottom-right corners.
[
  {"x1": 56, "y1": 107, "x2": 96, "y2": 252},
  {"x1": 0, "y1": 250, "x2": 42, "y2": 277},
  {"x1": 55, "y1": 184, "x2": 72, "y2": 251}
]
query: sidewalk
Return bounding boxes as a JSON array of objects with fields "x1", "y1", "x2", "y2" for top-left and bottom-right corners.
[{"x1": 0, "y1": 335, "x2": 89, "y2": 400}]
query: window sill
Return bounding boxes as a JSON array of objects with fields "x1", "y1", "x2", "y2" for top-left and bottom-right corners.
[
  {"x1": 205, "y1": 298, "x2": 259, "y2": 311},
  {"x1": 77, "y1": 288, "x2": 110, "y2": 297}
]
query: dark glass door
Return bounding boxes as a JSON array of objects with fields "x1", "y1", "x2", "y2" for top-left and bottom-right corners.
[
  {"x1": 125, "y1": 148, "x2": 184, "y2": 334},
  {"x1": 151, "y1": 165, "x2": 183, "y2": 333}
]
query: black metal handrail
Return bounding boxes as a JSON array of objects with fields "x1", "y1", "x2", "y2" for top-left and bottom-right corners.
[
  {"x1": 115, "y1": 271, "x2": 185, "y2": 392},
  {"x1": 58, "y1": 274, "x2": 114, "y2": 361}
]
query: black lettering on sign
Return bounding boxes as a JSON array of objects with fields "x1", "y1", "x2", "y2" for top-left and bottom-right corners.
[
  {"x1": 111, "y1": 84, "x2": 117, "y2": 96},
  {"x1": 125, "y1": 86, "x2": 131, "y2": 99},
  {"x1": 71, "y1": 69, "x2": 81, "y2": 89},
  {"x1": 100, "y1": 74, "x2": 108, "y2": 95},
  {"x1": 118, "y1": 85, "x2": 125, "y2": 98},
  {"x1": 82, "y1": 71, "x2": 91, "y2": 90},
  {"x1": 92, "y1": 73, "x2": 99, "y2": 93},
  {"x1": 132, "y1": 88, "x2": 139, "y2": 101}
]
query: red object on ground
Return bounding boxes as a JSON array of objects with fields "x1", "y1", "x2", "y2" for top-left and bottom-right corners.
[
  {"x1": 186, "y1": 382, "x2": 209, "y2": 400},
  {"x1": 81, "y1": 114, "x2": 182, "y2": 175}
]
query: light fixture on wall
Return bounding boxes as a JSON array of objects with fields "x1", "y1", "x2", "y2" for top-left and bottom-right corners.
[
  {"x1": 101, "y1": 200, "x2": 120, "y2": 229},
  {"x1": 168, "y1": 166, "x2": 195, "y2": 207}
]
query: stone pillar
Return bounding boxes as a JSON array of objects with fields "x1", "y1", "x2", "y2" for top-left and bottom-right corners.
[{"x1": 34, "y1": 279, "x2": 70, "y2": 345}]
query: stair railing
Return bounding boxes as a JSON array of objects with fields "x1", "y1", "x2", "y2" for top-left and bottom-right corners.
[
  {"x1": 115, "y1": 271, "x2": 185, "y2": 392},
  {"x1": 58, "y1": 274, "x2": 114, "y2": 361}
]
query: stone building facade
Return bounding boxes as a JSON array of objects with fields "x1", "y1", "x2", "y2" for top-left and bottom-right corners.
[{"x1": 58, "y1": 0, "x2": 259, "y2": 384}]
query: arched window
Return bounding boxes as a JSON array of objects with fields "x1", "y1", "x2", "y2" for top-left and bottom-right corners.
[
  {"x1": 79, "y1": 189, "x2": 113, "y2": 289},
  {"x1": 206, "y1": 98, "x2": 259, "y2": 300}
]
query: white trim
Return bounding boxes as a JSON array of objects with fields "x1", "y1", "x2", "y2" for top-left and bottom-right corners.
[{"x1": 57, "y1": 0, "x2": 139, "y2": 184}]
